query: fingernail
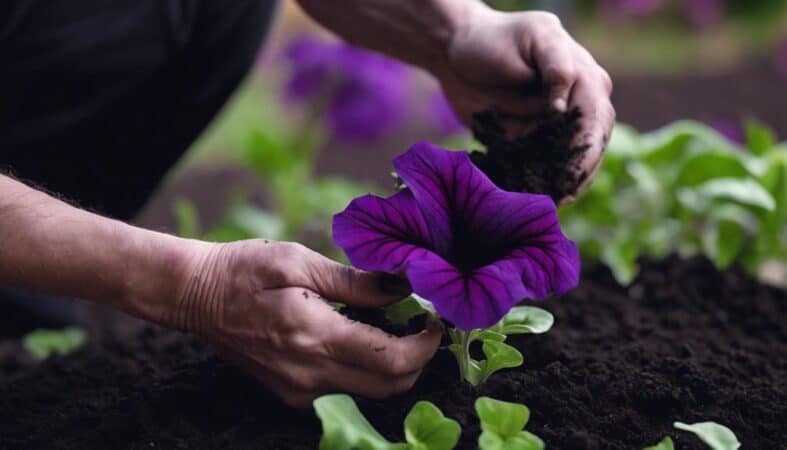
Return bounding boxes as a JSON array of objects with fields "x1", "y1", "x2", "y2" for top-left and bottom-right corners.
[
  {"x1": 553, "y1": 98, "x2": 567, "y2": 113},
  {"x1": 378, "y1": 273, "x2": 411, "y2": 296}
]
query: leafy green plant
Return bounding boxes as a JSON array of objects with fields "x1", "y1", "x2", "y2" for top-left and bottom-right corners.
[
  {"x1": 560, "y1": 120, "x2": 787, "y2": 287},
  {"x1": 643, "y1": 421, "x2": 741, "y2": 450},
  {"x1": 387, "y1": 297, "x2": 553, "y2": 386},
  {"x1": 475, "y1": 397, "x2": 544, "y2": 450},
  {"x1": 644, "y1": 436, "x2": 675, "y2": 450},
  {"x1": 314, "y1": 394, "x2": 544, "y2": 450},
  {"x1": 313, "y1": 394, "x2": 460, "y2": 450},
  {"x1": 23, "y1": 327, "x2": 86, "y2": 360}
]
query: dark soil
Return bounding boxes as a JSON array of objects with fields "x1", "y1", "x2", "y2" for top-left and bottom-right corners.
[
  {"x1": 470, "y1": 108, "x2": 589, "y2": 202},
  {"x1": 0, "y1": 256, "x2": 784, "y2": 450}
]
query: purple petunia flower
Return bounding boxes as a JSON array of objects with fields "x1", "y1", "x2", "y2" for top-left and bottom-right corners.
[
  {"x1": 709, "y1": 119, "x2": 744, "y2": 144},
  {"x1": 430, "y1": 91, "x2": 466, "y2": 137},
  {"x1": 333, "y1": 142, "x2": 580, "y2": 330},
  {"x1": 284, "y1": 37, "x2": 408, "y2": 143},
  {"x1": 682, "y1": 0, "x2": 723, "y2": 28}
]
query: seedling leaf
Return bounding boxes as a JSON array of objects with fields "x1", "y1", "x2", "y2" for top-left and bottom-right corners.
[
  {"x1": 674, "y1": 421, "x2": 741, "y2": 450},
  {"x1": 404, "y1": 401, "x2": 461, "y2": 450},
  {"x1": 643, "y1": 436, "x2": 675, "y2": 450},
  {"x1": 476, "y1": 397, "x2": 544, "y2": 450},
  {"x1": 313, "y1": 394, "x2": 405, "y2": 450},
  {"x1": 23, "y1": 327, "x2": 86, "y2": 360},
  {"x1": 385, "y1": 297, "x2": 429, "y2": 325},
  {"x1": 491, "y1": 306, "x2": 554, "y2": 335},
  {"x1": 479, "y1": 340, "x2": 523, "y2": 384}
]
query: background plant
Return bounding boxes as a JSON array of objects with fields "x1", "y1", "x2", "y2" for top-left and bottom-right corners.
[
  {"x1": 559, "y1": 120, "x2": 787, "y2": 287},
  {"x1": 313, "y1": 394, "x2": 543, "y2": 450}
]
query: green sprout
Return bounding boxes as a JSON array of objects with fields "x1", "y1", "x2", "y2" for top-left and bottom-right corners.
[{"x1": 23, "y1": 327, "x2": 87, "y2": 360}]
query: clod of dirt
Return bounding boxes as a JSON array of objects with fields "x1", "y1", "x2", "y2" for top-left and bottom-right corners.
[{"x1": 470, "y1": 108, "x2": 590, "y2": 202}]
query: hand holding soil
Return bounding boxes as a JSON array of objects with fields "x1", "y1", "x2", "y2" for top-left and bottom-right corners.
[
  {"x1": 433, "y1": 8, "x2": 615, "y2": 202},
  {"x1": 172, "y1": 240, "x2": 442, "y2": 407}
]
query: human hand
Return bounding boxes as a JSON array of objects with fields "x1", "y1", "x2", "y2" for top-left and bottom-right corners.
[
  {"x1": 432, "y1": 5, "x2": 615, "y2": 201},
  {"x1": 172, "y1": 240, "x2": 442, "y2": 407}
]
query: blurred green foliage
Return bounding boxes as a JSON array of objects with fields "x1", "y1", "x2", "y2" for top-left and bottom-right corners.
[
  {"x1": 23, "y1": 327, "x2": 86, "y2": 360},
  {"x1": 560, "y1": 121, "x2": 787, "y2": 286}
]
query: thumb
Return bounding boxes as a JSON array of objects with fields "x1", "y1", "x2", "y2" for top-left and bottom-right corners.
[{"x1": 305, "y1": 252, "x2": 411, "y2": 307}]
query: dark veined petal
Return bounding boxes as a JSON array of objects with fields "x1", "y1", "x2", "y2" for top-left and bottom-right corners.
[
  {"x1": 393, "y1": 142, "x2": 496, "y2": 255},
  {"x1": 406, "y1": 254, "x2": 529, "y2": 330},
  {"x1": 503, "y1": 238, "x2": 581, "y2": 299},
  {"x1": 335, "y1": 142, "x2": 581, "y2": 330},
  {"x1": 332, "y1": 189, "x2": 434, "y2": 273}
]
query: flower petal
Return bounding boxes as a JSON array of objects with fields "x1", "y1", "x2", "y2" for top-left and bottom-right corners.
[
  {"x1": 393, "y1": 142, "x2": 498, "y2": 254},
  {"x1": 406, "y1": 254, "x2": 527, "y2": 330},
  {"x1": 332, "y1": 189, "x2": 433, "y2": 273}
]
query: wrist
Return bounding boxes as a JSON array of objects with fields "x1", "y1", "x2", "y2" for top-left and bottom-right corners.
[
  {"x1": 167, "y1": 241, "x2": 229, "y2": 335},
  {"x1": 117, "y1": 228, "x2": 225, "y2": 335},
  {"x1": 424, "y1": 0, "x2": 494, "y2": 77}
]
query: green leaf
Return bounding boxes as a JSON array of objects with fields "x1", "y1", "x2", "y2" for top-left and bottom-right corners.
[
  {"x1": 476, "y1": 397, "x2": 543, "y2": 450},
  {"x1": 173, "y1": 198, "x2": 201, "y2": 238},
  {"x1": 404, "y1": 401, "x2": 461, "y2": 450},
  {"x1": 643, "y1": 436, "x2": 675, "y2": 450},
  {"x1": 479, "y1": 341, "x2": 523, "y2": 385},
  {"x1": 447, "y1": 343, "x2": 484, "y2": 386},
  {"x1": 385, "y1": 297, "x2": 429, "y2": 325},
  {"x1": 313, "y1": 394, "x2": 405, "y2": 450},
  {"x1": 744, "y1": 121, "x2": 775, "y2": 156},
  {"x1": 227, "y1": 205, "x2": 285, "y2": 240},
  {"x1": 701, "y1": 220, "x2": 746, "y2": 270},
  {"x1": 243, "y1": 127, "x2": 297, "y2": 176},
  {"x1": 491, "y1": 306, "x2": 554, "y2": 335},
  {"x1": 674, "y1": 152, "x2": 752, "y2": 187},
  {"x1": 23, "y1": 327, "x2": 87, "y2": 360},
  {"x1": 601, "y1": 233, "x2": 640, "y2": 285},
  {"x1": 674, "y1": 421, "x2": 741, "y2": 450},
  {"x1": 692, "y1": 178, "x2": 776, "y2": 211}
]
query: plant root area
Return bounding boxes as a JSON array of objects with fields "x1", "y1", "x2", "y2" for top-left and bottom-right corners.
[{"x1": 0, "y1": 256, "x2": 784, "y2": 450}]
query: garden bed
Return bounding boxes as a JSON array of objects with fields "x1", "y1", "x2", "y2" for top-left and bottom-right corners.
[{"x1": 0, "y1": 256, "x2": 783, "y2": 449}]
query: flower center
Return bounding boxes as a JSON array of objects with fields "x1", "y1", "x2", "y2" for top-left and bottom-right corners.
[{"x1": 447, "y1": 223, "x2": 510, "y2": 275}]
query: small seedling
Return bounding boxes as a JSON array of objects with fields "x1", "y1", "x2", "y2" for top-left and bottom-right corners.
[
  {"x1": 23, "y1": 327, "x2": 86, "y2": 360},
  {"x1": 314, "y1": 394, "x2": 543, "y2": 450},
  {"x1": 313, "y1": 394, "x2": 459, "y2": 450},
  {"x1": 643, "y1": 421, "x2": 740, "y2": 450},
  {"x1": 475, "y1": 397, "x2": 544, "y2": 450}
]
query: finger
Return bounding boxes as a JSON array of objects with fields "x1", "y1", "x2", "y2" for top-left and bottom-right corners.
[
  {"x1": 326, "y1": 316, "x2": 442, "y2": 376},
  {"x1": 320, "y1": 361, "x2": 424, "y2": 399},
  {"x1": 527, "y1": 33, "x2": 578, "y2": 113},
  {"x1": 563, "y1": 75, "x2": 616, "y2": 201},
  {"x1": 303, "y1": 249, "x2": 411, "y2": 308}
]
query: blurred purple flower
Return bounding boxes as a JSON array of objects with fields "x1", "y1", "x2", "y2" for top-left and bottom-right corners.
[
  {"x1": 682, "y1": 0, "x2": 723, "y2": 28},
  {"x1": 333, "y1": 142, "x2": 580, "y2": 330},
  {"x1": 709, "y1": 119, "x2": 744, "y2": 144},
  {"x1": 601, "y1": 0, "x2": 664, "y2": 19},
  {"x1": 284, "y1": 37, "x2": 408, "y2": 143},
  {"x1": 430, "y1": 91, "x2": 466, "y2": 137}
]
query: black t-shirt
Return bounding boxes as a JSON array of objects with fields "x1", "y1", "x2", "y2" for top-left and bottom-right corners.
[{"x1": 0, "y1": 0, "x2": 276, "y2": 220}]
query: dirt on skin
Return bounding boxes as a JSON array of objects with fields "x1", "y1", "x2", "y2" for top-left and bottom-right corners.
[
  {"x1": 470, "y1": 108, "x2": 590, "y2": 202},
  {"x1": 0, "y1": 256, "x2": 784, "y2": 450}
]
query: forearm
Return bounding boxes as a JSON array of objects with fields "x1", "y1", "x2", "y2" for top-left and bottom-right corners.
[
  {"x1": 0, "y1": 174, "x2": 199, "y2": 326},
  {"x1": 295, "y1": 0, "x2": 486, "y2": 73}
]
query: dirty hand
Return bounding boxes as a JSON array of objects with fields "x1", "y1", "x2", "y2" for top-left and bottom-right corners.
[
  {"x1": 172, "y1": 240, "x2": 442, "y2": 407},
  {"x1": 433, "y1": 6, "x2": 615, "y2": 199}
]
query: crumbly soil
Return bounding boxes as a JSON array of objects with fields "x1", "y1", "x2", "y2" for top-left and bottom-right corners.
[
  {"x1": 470, "y1": 108, "x2": 590, "y2": 202},
  {"x1": 0, "y1": 256, "x2": 784, "y2": 450}
]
